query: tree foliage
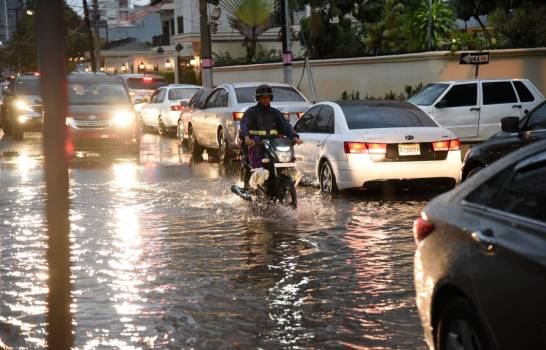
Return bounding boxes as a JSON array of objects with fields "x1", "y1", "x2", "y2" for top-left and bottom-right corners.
[
  {"x1": 409, "y1": 0, "x2": 455, "y2": 50},
  {"x1": 220, "y1": 0, "x2": 278, "y2": 63}
]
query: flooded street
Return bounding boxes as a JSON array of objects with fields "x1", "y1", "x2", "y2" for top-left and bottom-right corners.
[{"x1": 0, "y1": 132, "x2": 429, "y2": 349}]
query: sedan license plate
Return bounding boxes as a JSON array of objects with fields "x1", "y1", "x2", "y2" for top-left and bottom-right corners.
[{"x1": 398, "y1": 143, "x2": 421, "y2": 156}]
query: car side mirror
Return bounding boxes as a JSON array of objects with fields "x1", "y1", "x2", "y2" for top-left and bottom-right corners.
[
  {"x1": 435, "y1": 100, "x2": 447, "y2": 109},
  {"x1": 501, "y1": 116, "x2": 520, "y2": 133}
]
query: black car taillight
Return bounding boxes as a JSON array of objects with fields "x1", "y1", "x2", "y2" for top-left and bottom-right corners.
[{"x1": 413, "y1": 213, "x2": 435, "y2": 244}]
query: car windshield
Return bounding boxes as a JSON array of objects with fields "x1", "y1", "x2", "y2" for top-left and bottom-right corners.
[
  {"x1": 235, "y1": 86, "x2": 306, "y2": 103},
  {"x1": 15, "y1": 79, "x2": 40, "y2": 95},
  {"x1": 341, "y1": 104, "x2": 438, "y2": 129},
  {"x1": 524, "y1": 102, "x2": 546, "y2": 130},
  {"x1": 126, "y1": 77, "x2": 167, "y2": 90},
  {"x1": 68, "y1": 82, "x2": 130, "y2": 105},
  {"x1": 169, "y1": 88, "x2": 200, "y2": 101},
  {"x1": 408, "y1": 83, "x2": 449, "y2": 106}
]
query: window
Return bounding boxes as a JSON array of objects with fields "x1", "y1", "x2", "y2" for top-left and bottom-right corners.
[
  {"x1": 524, "y1": 103, "x2": 546, "y2": 131},
  {"x1": 14, "y1": 79, "x2": 40, "y2": 95},
  {"x1": 294, "y1": 106, "x2": 320, "y2": 133},
  {"x1": 215, "y1": 89, "x2": 228, "y2": 108},
  {"x1": 235, "y1": 86, "x2": 306, "y2": 103},
  {"x1": 155, "y1": 89, "x2": 166, "y2": 103},
  {"x1": 149, "y1": 90, "x2": 159, "y2": 104},
  {"x1": 482, "y1": 82, "x2": 518, "y2": 105},
  {"x1": 408, "y1": 83, "x2": 449, "y2": 106},
  {"x1": 513, "y1": 81, "x2": 535, "y2": 103},
  {"x1": 67, "y1": 82, "x2": 130, "y2": 105},
  {"x1": 177, "y1": 16, "x2": 184, "y2": 34},
  {"x1": 311, "y1": 105, "x2": 334, "y2": 133},
  {"x1": 170, "y1": 18, "x2": 175, "y2": 35},
  {"x1": 341, "y1": 104, "x2": 437, "y2": 130},
  {"x1": 168, "y1": 88, "x2": 199, "y2": 101},
  {"x1": 204, "y1": 89, "x2": 221, "y2": 109},
  {"x1": 438, "y1": 84, "x2": 477, "y2": 108},
  {"x1": 467, "y1": 155, "x2": 546, "y2": 224}
]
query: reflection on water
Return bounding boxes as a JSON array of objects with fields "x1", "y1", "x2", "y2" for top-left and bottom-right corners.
[{"x1": 0, "y1": 134, "x2": 428, "y2": 349}]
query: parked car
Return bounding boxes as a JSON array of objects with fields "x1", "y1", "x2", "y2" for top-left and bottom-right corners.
[
  {"x1": 409, "y1": 79, "x2": 544, "y2": 142},
  {"x1": 118, "y1": 74, "x2": 168, "y2": 112},
  {"x1": 187, "y1": 82, "x2": 311, "y2": 161},
  {"x1": 414, "y1": 139, "x2": 546, "y2": 350},
  {"x1": 139, "y1": 84, "x2": 201, "y2": 135},
  {"x1": 65, "y1": 73, "x2": 140, "y2": 154},
  {"x1": 293, "y1": 100, "x2": 462, "y2": 193},
  {"x1": 0, "y1": 74, "x2": 42, "y2": 139},
  {"x1": 462, "y1": 100, "x2": 546, "y2": 180},
  {"x1": 176, "y1": 87, "x2": 212, "y2": 144}
]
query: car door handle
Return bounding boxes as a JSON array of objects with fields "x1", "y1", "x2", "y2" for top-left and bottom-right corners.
[
  {"x1": 512, "y1": 105, "x2": 522, "y2": 109},
  {"x1": 470, "y1": 107, "x2": 480, "y2": 112},
  {"x1": 471, "y1": 229, "x2": 496, "y2": 252}
]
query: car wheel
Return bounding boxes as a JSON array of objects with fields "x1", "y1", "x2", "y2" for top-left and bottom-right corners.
[
  {"x1": 217, "y1": 129, "x2": 229, "y2": 162},
  {"x1": 158, "y1": 116, "x2": 167, "y2": 136},
  {"x1": 319, "y1": 161, "x2": 338, "y2": 195},
  {"x1": 466, "y1": 166, "x2": 484, "y2": 180},
  {"x1": 176, "y1": 119, "x2": 186, "y2": 145},
  {"x1": 188, "y1": 125, "x2": 204, "y2": 157},
  {"x1": 435, "y1": 297, "x2": 488, "y2": 350}
]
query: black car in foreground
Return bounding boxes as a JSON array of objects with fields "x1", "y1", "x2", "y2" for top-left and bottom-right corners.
[
  {"x1": 462, "y1": 101, "x2": 546, "y2": 180},
  {"x1": 414, "y1": 140, "x2": 546, "y2": 350}
]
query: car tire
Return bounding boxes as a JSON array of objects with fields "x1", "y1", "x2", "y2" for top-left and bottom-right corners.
[
  {"x1": 176, "y1": 119, "x2": 186, "y2": 145},
  {"x1": 188, "y1": 125, "x2": 204, "y2": 157},
  {"x1": 435, "y1": 297, "x2": 488, "y2": 350},
  {"x1": 158, "y1": 116, "x2": 167, "y2": 136},
  {"x1": 466, "y1": 166, "x2": 484, "y2": 180},
  {"x1": 319, "y1": 160, "x2": 338, "y2": 195},
  {"x1": 217, "y1": 128, "x2": 229, "y2": 162}
]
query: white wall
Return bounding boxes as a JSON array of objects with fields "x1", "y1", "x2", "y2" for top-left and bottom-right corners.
[{"x1": 212, "y1": 49, "x2": 546, "y2": 101}]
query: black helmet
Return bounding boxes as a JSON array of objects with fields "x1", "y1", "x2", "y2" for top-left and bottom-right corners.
[{"x1": 255, "y1": 84, "x2": 274, "y2": 101}]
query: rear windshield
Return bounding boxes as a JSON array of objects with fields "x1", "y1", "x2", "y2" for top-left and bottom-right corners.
[
  {"x1": 68, "y1": 82, "x2": 130, "y2": 105},
  {"x1": 126, "y1": 77, "x2": 167, "y2": 90},
  {"x1": 14, "y1": 79, "x2": 40, "y2": 95},
  {"x1": 235, "y1": 86, "x2": 306, "y2": 103},
  {"x1": 408, "y1": 83, "x2": 449, "y2": 106},
  {"x1": 169, "y1": 88, "x2": 199, "y2": 101},
  {"x1": 341, "y1": 105, "x2": 438, "y2": 129}
]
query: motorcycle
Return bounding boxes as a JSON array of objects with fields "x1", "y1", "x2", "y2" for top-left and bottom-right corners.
[{"x1": 231, "y1": 137, "x2": 299, "y2": 209}]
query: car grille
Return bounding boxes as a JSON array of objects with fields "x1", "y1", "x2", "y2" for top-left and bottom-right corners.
[
  {"x1": 31, "y1": 105, "x2": 43, "y2": 113},
  {"x1": 72, "y1": 119, "x2": 111, "y2": 129},
  {"x1": 383, "y1": 143, "x2": 448, "y2": 162}
]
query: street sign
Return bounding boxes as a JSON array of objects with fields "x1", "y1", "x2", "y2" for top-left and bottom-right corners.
[{"x1": 459, "y1": 52, "x2": 490, "y2": 65}]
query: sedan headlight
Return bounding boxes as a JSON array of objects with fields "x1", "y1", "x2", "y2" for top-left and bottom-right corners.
[
  {"x1": 15, "y1": 99, "x2": 33, "y2": 112},
  {"x1": 112, "y1": 111, "x2": 135, "y2": 127},
  {"x1": 275, "y1": 150, "x2": 293, "y2": 163},
  {"x1": 65, "y1": 117, "x2": 74, "y2": 126}
]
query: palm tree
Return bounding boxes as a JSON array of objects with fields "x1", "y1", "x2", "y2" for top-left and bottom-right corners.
[
  {"x1": 220, "y1": 0, "x2": 278, "y2": 63},
  {"x1": 410, "y1": 0, "x2": 455, "y2": 51}
]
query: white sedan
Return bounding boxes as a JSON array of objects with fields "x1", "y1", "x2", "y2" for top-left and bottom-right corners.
[
  {"x1": 140, "y1": 84, "x2": 201, "y2": 135},
  {"x1": 293, "y1": 100, "x2": 462, "y2": 193}
]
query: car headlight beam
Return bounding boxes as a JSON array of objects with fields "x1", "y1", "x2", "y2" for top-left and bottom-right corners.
[
  {"x1": 112, "y1": 111, "x2": 135, "y2": 127},
  {"x1": 15, "y1": 99, "x2": 33, "y2": 112}
]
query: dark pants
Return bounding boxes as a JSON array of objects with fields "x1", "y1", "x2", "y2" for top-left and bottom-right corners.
[{"x1": 249, "y1": 136, "x2": 265, "y2": 168}]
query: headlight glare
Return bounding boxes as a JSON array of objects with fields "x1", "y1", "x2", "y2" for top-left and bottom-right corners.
[
  {"x1": 113, "y1": 111, "x2": 135, "y2": 127},
  {"x1": 65, "y1": 117, "x2": 74, "y2": 126},
  {"x1": 275, "y1": 150, "x2": 293, "y2": 163},
  {"x1": 15, "y1": 99, "x2": 33, "y2": 112}
]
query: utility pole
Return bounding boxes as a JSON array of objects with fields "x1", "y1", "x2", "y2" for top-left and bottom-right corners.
[
  {"x1": 92, "y1": 0, "x2": 101, "y2": 71},
  {"x1": 14, "y1": 9, "x2": 20, "y2": 73},
  {"x1": 199, "y1": 0, "x2": 212, "y2": 88},
  {"x1": 427, "y1": 0, "x2": 432, "y2": 51},
  {"x1": 280, "y1": 0, "x2": 292, "y2": 84},
  {"x1": 36, "y1": 0, "x2": 73, "y2": 348},
  {"x1": 82, "y1": 0, "x2": 96, "y2": 72}
]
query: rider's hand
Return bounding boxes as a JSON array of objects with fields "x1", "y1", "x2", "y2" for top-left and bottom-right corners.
[
  {"x1": 294, "y1": 137, "x2": 303, "y2": 145},
  {"x1": 245, "y1": 137, "x2": 256, "y2": 147}
]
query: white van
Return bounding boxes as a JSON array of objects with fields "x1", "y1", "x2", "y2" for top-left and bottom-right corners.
[{"x1": 409, "y1": 79, "x2": 545, "y2": 142}]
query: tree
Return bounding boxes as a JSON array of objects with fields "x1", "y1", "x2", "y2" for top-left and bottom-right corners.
[
  {"x1": 364, "y1": 0, "x2": 411, "y2": 55},
  {"x1": 450, "y1": 0, "x2": 495, "y2": 32},
  {"x1": 220, "y1": 0, "x2": 278, "y2": 63},
  {"x1": 409, "y1": 0, "x2": 455, "y2": 51},
  {"x1": 488, "y1": 2, "x2": 546, "y2": 48}
]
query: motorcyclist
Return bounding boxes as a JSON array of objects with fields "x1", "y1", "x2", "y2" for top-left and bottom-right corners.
[{"x1": 239, "y1": 84, "x2": 303, "y2": 169}]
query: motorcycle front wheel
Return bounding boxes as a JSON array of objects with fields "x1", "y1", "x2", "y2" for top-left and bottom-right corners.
[{"x1": 279, "y1": 181, "x2": 297, "y2": 209}]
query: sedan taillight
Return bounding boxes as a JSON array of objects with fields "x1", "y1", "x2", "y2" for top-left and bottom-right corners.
[
  {"x1": 413, "y1": 213, "x2": 435, "y2": 244},
  {"x1": 170, "y1": 105, "x2": 184, "y2": 111},
  {"x1": 432, "y1": 139, "x2": 461, "y2": 151},
  {"x1": 233, "y1": 112, "x2": 244, "y2": 121},
  {"x1": 344, "y1": 142, "x2": 387, "y2": 154}
]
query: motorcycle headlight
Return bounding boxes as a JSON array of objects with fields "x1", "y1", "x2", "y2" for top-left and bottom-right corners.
[
  {"x1": 275, "y1": 150, "x2": 293, "y2": 163},
  {"x1": 112, "y1": 111, "x2": 135, "y2": 127},
  {"x1": 15, "y1": 99, "x2": 33, "y2": 112}
]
